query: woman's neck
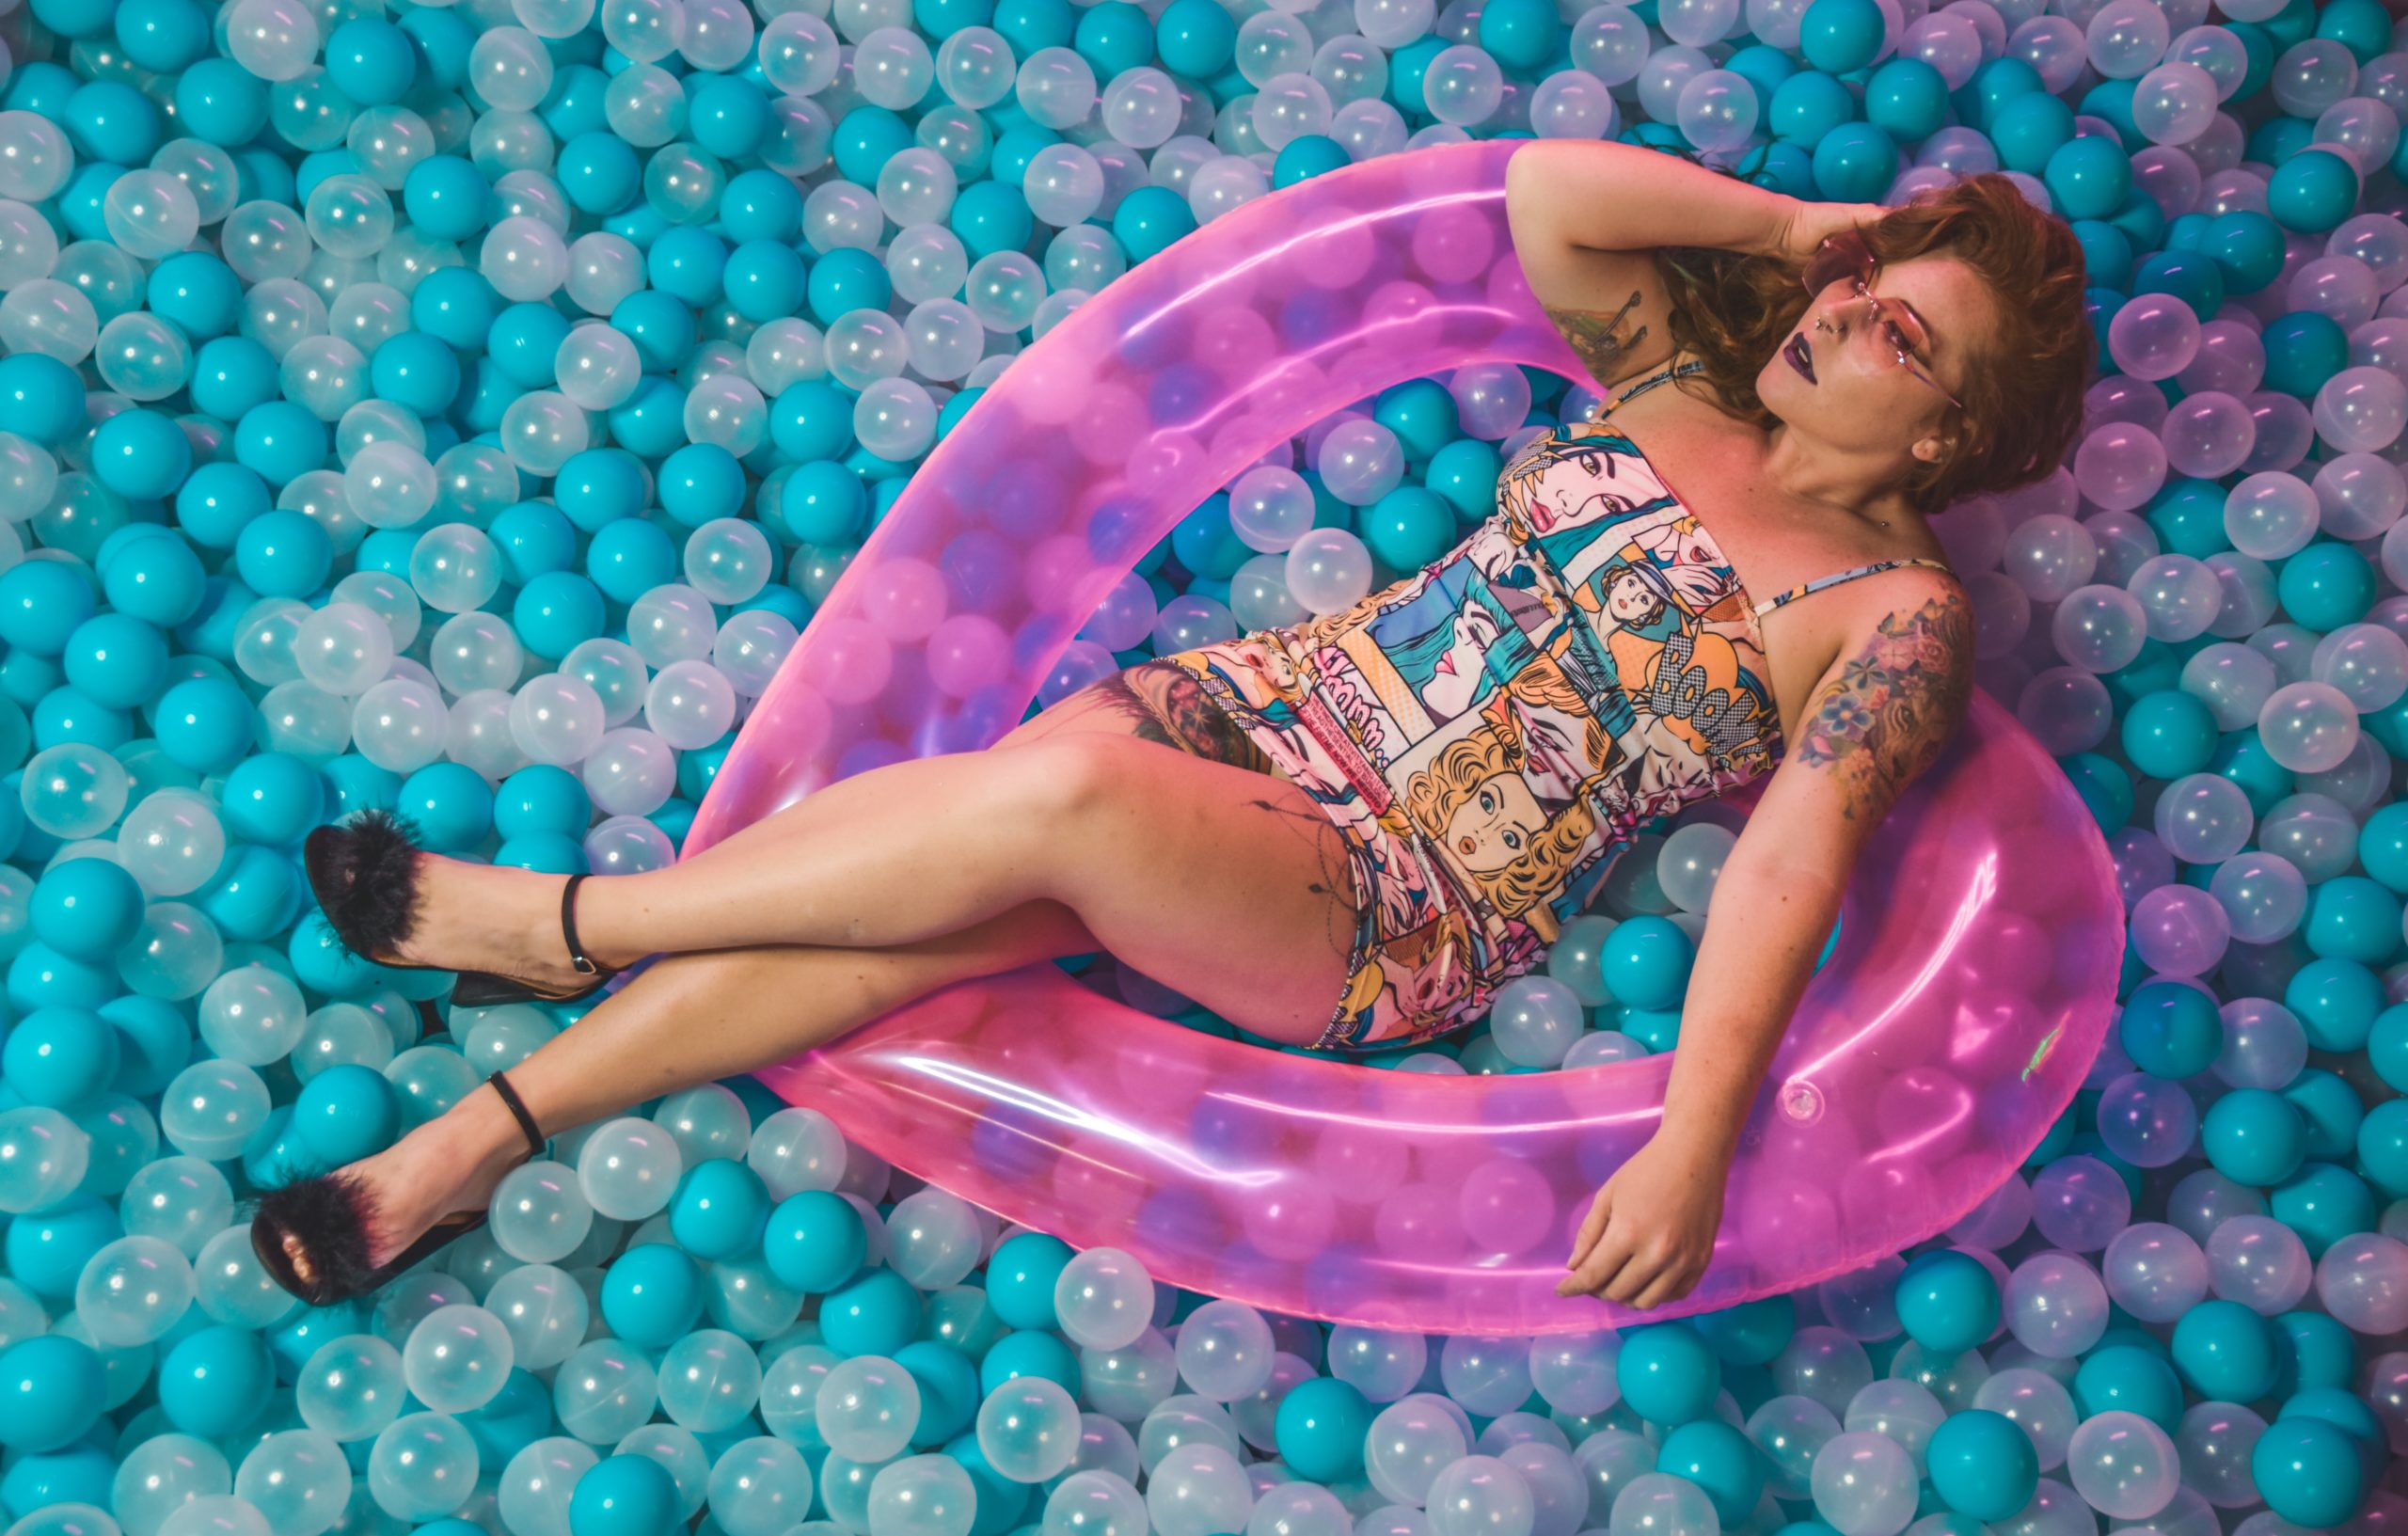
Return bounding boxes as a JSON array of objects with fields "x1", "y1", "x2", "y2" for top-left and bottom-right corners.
[{"x1": 1759, "y1": 418, "x2": 1925, "y2": 533}]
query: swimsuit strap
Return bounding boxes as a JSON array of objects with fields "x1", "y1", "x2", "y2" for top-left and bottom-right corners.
[
  {"x1": 1750, "y1": 557, "x2": 1958, "y2": 620},
  {"x1": 1586, "y1": 357, "x2": 1708, "y2": 421}
]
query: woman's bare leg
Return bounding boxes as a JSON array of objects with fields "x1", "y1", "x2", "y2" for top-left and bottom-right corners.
[
  {"x1": 379, "y1": 745, "x2": 1091, "y2": 990},
  {"x1": 303, "y1": 735, "x2": 1366, "y2": 1275},
  {"x1": 386, "y1": 731, "x2": 1355, "y2": 1021},
  {"x1": 317, "y1": 897, "x2": 1100, "y2": 1275},
  {"x1": 370, "y1": 660, "x2": 1264, "y2": 992}
]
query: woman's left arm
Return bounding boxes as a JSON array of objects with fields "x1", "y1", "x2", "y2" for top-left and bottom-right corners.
[{"x1": 1558, "y1": 578, "x2": 1977, "y2": 1309}]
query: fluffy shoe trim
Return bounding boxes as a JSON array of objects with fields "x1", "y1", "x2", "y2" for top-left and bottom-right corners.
[
  {"x1": 306, "y1": 807, "x2": 426, "y2": 961},
  {"x1": 254, "y1": 1170, "x2": 379, "y2": 1303}
]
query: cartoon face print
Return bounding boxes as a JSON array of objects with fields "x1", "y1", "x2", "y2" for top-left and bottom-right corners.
[
  {"x1": 1460, "y1": 522, "x2": 1529, "y2": 584},
  {"x1": 1252, "y1": 641, "x2": 1300, "y2": 692},
  {"x1": 1444, "y1": 772, "x2": 1547, "y2": 873},
  {"x1": 1601, "y1": 566, "x2": 1666, "y2": 627},
  {"x1": 1513, "y1": 442, "x2": 1646, "y2": 536},
  {"x1": 1422, "y1": 602, "x2": 1502, "y2": 720}
]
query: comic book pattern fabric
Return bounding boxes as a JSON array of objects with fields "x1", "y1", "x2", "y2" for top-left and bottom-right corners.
[{"x1": 1162, "y1": 362, "x2": 1785, "y2": 1049}]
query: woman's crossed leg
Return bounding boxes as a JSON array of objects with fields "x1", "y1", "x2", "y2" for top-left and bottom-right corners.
[{"x1": 319, "y1": 668, "x2": 1365, "y2": 1273}]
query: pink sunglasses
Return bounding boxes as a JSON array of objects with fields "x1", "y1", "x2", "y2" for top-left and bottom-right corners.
[{"x1": 1803, "y1": 229, "x2": 1964, "y2": 414}]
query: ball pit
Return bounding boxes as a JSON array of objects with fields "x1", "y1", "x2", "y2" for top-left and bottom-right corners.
[
  {"x1": 684, "y1": 137, "x2": 2125, "y2": 1335},
  {"x1": 4, "y1": 0, "x2": 2408, "y2": 1532}
]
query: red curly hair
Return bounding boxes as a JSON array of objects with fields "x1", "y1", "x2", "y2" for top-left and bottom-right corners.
[{"x1": 1646, "y1": 169, "x2": 2093, "y2": 520}]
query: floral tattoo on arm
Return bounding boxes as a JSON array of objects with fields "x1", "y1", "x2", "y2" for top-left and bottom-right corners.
[{"x1": 1794, "y1": 590, "x2": 1976, "y2": 820}]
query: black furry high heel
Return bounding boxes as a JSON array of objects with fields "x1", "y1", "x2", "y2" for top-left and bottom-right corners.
[
  {"x1": 251, "y1": 1069, "x2": 549, "y2": 1306},
  {"x1": 303, "y1": 808, "x2": 621, "y2": 1007}
]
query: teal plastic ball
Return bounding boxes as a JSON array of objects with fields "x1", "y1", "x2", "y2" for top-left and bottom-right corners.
[
  {"x1": 568, "y1": 1453, "x2": 680, "y2": 1536},
  {"x1": 1894, "y1": 1251, "x2": 2000, "y2": 1355},
  {"x1": 984, "y1": 1231, "x2": 1072, "y2": 1330},
  {"x1": 1925, "y1": 1409, "x2": 2038, "y2": 1523},
  {"x1": 598, "y1": 1243, "x2": 705, "y2": 1349},
  {"x1": 762, "y1": 1190, "x2": 867, "y2": 1293},
  {"x1": 293, "y1": 1063, "x2": 402, "y2": 1164},
  {"x1": 1616, "y1": 1324, "x2": 1720, "y2": 1426},
  {"x1": 0, "y1": 1335, "x2": 108, "y2": 1451},
  {"x1": 1274, "y1": 1376, "x2": 1372, "y2": 1482},
  {"x1": 2251, "y1": 1416, "x2": 2366, "y2": 1528},
  {"x1": 1656, "y1": 1418, "x2": 1765, "y2": 1525}
]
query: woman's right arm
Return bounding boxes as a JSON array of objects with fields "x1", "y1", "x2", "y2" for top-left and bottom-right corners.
[{"x1": 1504, "y1": 139, "x2": 1804, "y2": 261}]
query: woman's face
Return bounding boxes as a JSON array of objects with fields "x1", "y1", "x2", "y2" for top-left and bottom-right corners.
[
  {"x1": 1445, "y1": 773, "x2": 1545, "y2": 873},
  {"x1": 1425, "y1": 605, "x2": 1499, "y2": 714},
  {"x1": 1604, "y1": 568, "x2": 1658, "y2": 625},
  {"x1": 1759, "y1": 253, "x2": 1994, "y2": 461}
]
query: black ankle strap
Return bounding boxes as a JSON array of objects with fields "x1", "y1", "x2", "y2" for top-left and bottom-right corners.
[
  {"x1": 487, "y1": 1069, "x2": 547, "y2": 1158},
  {"x1": 562, "y1": 874, "x2": 598, "y2": 976}
]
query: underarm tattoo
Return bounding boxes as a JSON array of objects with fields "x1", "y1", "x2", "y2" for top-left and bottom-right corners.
[
  {"x1": 1543, "y1": 291, "x2": 1652, "y2": 394},
  {"x1": 1093, "y1": 664, "x2": 1275, "y2": 777},
  {"x1": 1794, "y1": 592, "x2": 1976, "y2": 820}
]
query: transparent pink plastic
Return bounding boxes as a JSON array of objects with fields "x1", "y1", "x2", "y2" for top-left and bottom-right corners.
[{"x1": 685, "y1": 138, "x2": 2126, "y2": 1333}]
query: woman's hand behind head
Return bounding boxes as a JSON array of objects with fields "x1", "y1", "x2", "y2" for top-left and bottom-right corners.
[{"x1": 1777, "y1": 198, "x2": 1891, "y2": 267}]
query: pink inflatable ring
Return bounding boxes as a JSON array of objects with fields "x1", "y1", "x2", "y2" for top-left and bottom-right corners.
[{"x1": 683, "y1": 137, "x2": 2126, "y2": 1334}]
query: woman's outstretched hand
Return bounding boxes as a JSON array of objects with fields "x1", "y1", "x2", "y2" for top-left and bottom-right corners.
[{"x1": 1556, "y1": 1130, "x2": 1731, "y2": 1308}]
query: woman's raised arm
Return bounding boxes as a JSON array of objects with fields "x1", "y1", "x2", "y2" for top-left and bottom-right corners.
[{"x1": 1505, "y1": 138, "x2": 1806, "y2": 261}]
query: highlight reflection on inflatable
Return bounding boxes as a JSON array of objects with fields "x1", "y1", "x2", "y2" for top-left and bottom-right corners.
[{"x1": 682, "y1": 137, "x2": 2126, "y2": 1334}]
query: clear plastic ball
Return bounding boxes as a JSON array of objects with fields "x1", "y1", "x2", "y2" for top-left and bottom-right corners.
[
  {"x1": 400, "y1": 1304, "x2": 516, "y2": 1415},
  {"x1": 225, "y1": 0, "x2": 322, "y2": 81},
  {"x1": 0, "y1": 113, "x2": 75, "y2": 202},
  {"x1": 1810, "y1": 1432, "x2": 1918, "y2": 1536},
  {"x1": 2063, "y1": 1410, "x2": 2179, "y2": 1520},
  {"x1": 233, "y1": 1429, "x2": 350, "y2": 1536},
  {"x1": 658, "y1": 1328, "x2": 763, "y2": 1433},
  {"x1": 707, "y1": 1436, "x2": 815, "y2": 1536},
  {"x1": 103, "y1": 170, "x2": 201, "y2": 261},
  {"x1": 295, "y1": 603, "x2": 398, "y2": 695},
  {"x1": 486, "y1": 225, "x2": 576, "y2": 317},
  {"x1": 577, "y1": 1116, "x2": 685, "y2": 1220},
  {"x1": 2204, "y1": 1213, "x2": 2314, "y2": 1314},
  {"x1": 483, "y1": 1263, "x2": 591, "y2": 1371},
  {"x1": 556, "y1": 325, "x2": 644, "y2": 410},
  {"x1": 642, "y1": 659, "x2": 737, "y2": 751},
  {"x1": 73, "y1": 1234, "x2": 194, "y2": 1346},
  {"x1": 1608, "y1": 1472, "x2": 1718, "y2": 1536},
  {"x1": 580, "y1": 726, "x2": 678, "y2": 816},
  {"x1": 196, "y1": 964, "x2": 308, "y2": 1066},
  {"x1": 353, "y1": 678, "x2": 451, "y2": 774},
  {"x1": 303, "y1": 175, "x2": 395, "y2": 261},
  {"x1": 23, "y1": 743, "x2": 131, "y2": 839},
  {"x1": 817, "y1": 1354, "x2": 922, "y2": 1461}
]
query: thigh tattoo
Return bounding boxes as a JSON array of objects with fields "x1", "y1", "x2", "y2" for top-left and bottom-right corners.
[
  {"x1": 1095, "y1": 664, "x2": 1276, "y2": 777},
  {"x1": 1091, "y1": 666, "x2": 1361, "y2": 958}
]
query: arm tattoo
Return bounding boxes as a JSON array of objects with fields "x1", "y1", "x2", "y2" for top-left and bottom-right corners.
[
  {"x1": 1793, "y1": 591, "x2": 1976, "y2": 820},
  {"x1": 1543, "y1": 291, "x2": 1652, "y2": 395},
  {"x1": 1094, "y1": 663, "x2": 1276, "y2": 777}
]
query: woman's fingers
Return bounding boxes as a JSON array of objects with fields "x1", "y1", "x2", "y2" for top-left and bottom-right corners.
[
  {"x1": 1603, "y1": 1249, "x2": 1664, "y2": 1306},
  {"x1": 1566, "y1": 1187, "x2": 1614, "y2": 1270},
  {"x1": 1560, "y1": 1222, "x2": 1636, "y2": 1299},
  {"x1": 1630, "y1": 1262, "x2": 1701, "y2": 1312}
]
